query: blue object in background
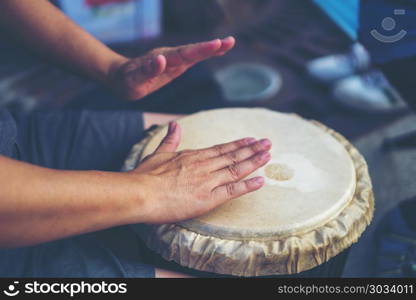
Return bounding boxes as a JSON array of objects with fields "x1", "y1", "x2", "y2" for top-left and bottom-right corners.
[
  {"x1": 58, "y1": 0, "x2": 161, "y2": 45},
  {"x1": 314, "y1": 0, "x2": 359, "y2": 40}
]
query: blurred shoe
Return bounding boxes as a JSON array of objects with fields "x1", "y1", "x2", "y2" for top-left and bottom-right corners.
[
  {"x1": 306, "y1": 43, "x2": 371, "y2": 83},
  {"x1": 332, "y1": 70, "x2": 407, "y2": 113}
]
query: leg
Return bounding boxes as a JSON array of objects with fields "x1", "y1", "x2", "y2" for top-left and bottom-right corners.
[
  {"x1": 12, "y1": 110, "x2": 146, "y2": 171},
  {"x1": 2, "y1": 110, "x2": 188, "y2": 278},
  {"x1": 12, "y1": 110, "x2": 185, "y2": 170}
]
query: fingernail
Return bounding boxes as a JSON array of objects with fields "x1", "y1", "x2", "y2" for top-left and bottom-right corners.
[
  {"x1": 253, "y1": 176, "x2": 265, "y2": 185},
  {"x1": 168, "y1": 122, "x2": 176, "y2": 134},
  {"x1": 260, "y1": 152, "x2": 271, "y2": 160},
  {"x1": 209, "y1": 38, "x2": 221, "y2": 44},
  {"x1": 243, "y1": 137, "x2": 256, "y2": 145},
  {"x1": 259, "y1": 139, "x2": 272, "y2": 147}
]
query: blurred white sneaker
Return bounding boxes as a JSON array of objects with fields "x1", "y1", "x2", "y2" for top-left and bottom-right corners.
[
  {"x1": 307, "y1": 43, "x2": 371, "y2": 83},
  {"x1": 332, "y1": 70, "x2": 407, "y2": 113}
]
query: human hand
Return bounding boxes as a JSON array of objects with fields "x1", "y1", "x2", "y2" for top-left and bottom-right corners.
[
  {"x1": 130, "y1": 121, "x2": 271, "y2": 224},
  {"x1": 107, "y1": 37, "x2": 235, "y2": 100}
]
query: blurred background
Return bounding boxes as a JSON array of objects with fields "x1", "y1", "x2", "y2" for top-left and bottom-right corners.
[
  {"x1": 1, "y1": 0, "x2": 415, "y2": 277},
  {"x1": 3, "y1": 0, "x2": 407, "y2": 137}
]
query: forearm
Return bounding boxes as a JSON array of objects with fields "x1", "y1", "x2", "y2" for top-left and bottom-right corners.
[
  {"x1": 0, "y1": 156, "x2": 142, "y2": 248},
  {"x1": 0, "y1": 0, "x2": 127, "y2": 82}
]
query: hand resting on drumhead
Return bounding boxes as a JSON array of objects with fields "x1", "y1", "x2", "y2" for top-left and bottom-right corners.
[
  {"x1": 129, "y1": 121, "x2": 272, "y2": 224},
  {"x1": 0, "y1": 121, "x2": 270, "y2": 248}
]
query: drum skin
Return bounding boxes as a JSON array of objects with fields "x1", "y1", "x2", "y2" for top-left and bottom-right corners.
[{"x1": 123, "y1": 108, "x2": 374, "y2": 277}]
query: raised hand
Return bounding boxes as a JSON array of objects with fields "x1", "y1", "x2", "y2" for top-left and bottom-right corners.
[{"x1": 107, "y1": 37, "x2": 235, "y2": 100}]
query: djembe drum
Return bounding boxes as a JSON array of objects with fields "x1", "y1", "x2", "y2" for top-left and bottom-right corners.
[{"x1": 123, "y1": 108, "x2": 374, "y2": 277}]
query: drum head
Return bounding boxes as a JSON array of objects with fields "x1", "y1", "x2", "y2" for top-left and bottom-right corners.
[{"x1": 141, "y1": 108, "x2": 356, "y2": 238}]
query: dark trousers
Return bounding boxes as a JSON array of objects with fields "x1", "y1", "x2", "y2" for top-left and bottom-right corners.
[{"x1": 0, "y1": 110, "x2": 155, "y2": 277}]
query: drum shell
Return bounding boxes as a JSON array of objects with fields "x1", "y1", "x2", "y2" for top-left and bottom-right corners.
[{"x1": 137, "y1": 236, "x2": 350, "y2": 277}]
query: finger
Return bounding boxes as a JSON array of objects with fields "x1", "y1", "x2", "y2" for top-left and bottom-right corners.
[
  {"x1": 155, "y1": 122, "x2": 181, "y2": 153},
  {"x1": 195, "y1": 137, "x2": 257, "y2": 160},
  {"x1": 151, "y1": 54, "x2": 167, "y2": 75},
  {"x1": 207, "y1": 139, "x2": 272, "y2": 172},
  {"x1": 130, "y1": 54, "x2": 167, "y2": 83},
  {"x1": 211, "y1": 176, "x2": 265, "y2": 203},
  {"x1": 165, "y1": 39, "x2": 222, "y2": 67},
  {"x1": 214, "y1": 36, "x2": 236, "y2": 56},
  {"x1": 198, "y1": 138, "x2": 271, "y2": 161},
  {"x1": 213, "y1": 151, "x2": 271, "y2": 186}
]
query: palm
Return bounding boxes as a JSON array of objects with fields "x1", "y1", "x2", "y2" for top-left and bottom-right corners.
[{"x1": 110, "y1": 37, "x2": 235, "y2": 100}]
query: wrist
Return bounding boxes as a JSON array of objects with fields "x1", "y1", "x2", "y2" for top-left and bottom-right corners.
[
  {"x1": 84, "y1": 170, "x2": 147, "y2": 227},
  {"x1": 99, "y1": 53, "x2": 129, "y2": 86},
  {"x1": 115, "y1": 171, "x2": 155, "y2": 225}
]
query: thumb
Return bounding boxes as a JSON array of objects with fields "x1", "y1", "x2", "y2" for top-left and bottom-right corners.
[
  {"x1": 155, "y1": 122, "x2": 181, "y2": 153},
  {"x1": 130, "y1": 54, "x2": 166, "y2": 83}
]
